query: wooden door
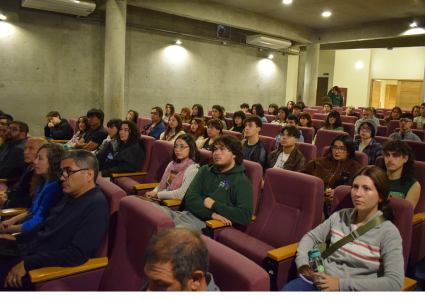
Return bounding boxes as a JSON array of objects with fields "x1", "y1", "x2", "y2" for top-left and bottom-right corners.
[
  {"x1": 397, "y1": 80, "x2": 424, "y2": 110},
  {"x1": 339, "y1": 88, "x2": 347, "y2": 106},
  {"x1": 385, "y1": 85, "x2": 397, "y2": 108},
  {"x1": 371, "y1": 80, "x2": 381, "y2": 108},
  {"x1": 316, "y1": 77, "x2": 329, "y2": 106}
]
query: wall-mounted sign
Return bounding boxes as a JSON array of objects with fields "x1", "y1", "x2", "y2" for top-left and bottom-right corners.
[{"x1": 323, "y1": 73, "x2": 329, "y2": 76}]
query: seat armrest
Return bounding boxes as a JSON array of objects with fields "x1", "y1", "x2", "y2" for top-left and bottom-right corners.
[
  {"x1": 267, "y1": 242, "x2": 300, "y2": 262},
  {"x1": 413, "y1": 213, "x2": 425, "y2": 226},
  {"x1": 111, "y1": 172, "x2": 147, "y2": 178},
  {"x1": 1, "y1": 208, "x2": 28, "y2": 217},
  {"x1": 29, "y1": 257, "x2": 108, "y2": 283},
  {"x1": 0, "y1": 191, "x2": 5, "y2": 195},
  {"x1": 162, "y1": 199, "x2": 182, "y2": 207},
  {"x1": 0, "y1": 178, "x2": 18, "y2": 183},
  {"x1": 50, "y1": 140, "x2": 69, "y2": 143},
  {"x1": 133, "y1": 182, "x2": 158, "y2": 190},
  {"x1": 403, "y1": 277, "x2": 417, "y2": 291},
  {"x1": 205, "y1": 215, "x2": 256, "y2": 229}
]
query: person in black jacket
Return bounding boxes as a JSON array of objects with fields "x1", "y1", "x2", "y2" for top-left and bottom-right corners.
[
  {"x1": 0, "y1": 121, "x2": 29, "y2": 178},
  {"x1": 43, "y1": 111, "x2": 73, "y2": 140},
  {"x1": 96, "y1": 120, "x2": 145, "y2": 177}
]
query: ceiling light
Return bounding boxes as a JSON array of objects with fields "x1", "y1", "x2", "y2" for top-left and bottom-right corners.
[
  {"x1": 174, "y1": 40, "x2": 182, "y2": 45},
  {"x1": 322, "y1": 12, "x2": 331, "y2": 17},
  {"x1": 0, "y1": 14, "x2": 6, "y2": 21},
  {"x1": 376, "y1": 80, "x2": 381, "y2": 81},
  {"x1": 283, "y1": 0, "x2": 292, "y2": 4},
  {"x1": 355, "y1": 61, "x2": 363, "y2": 69},
  {"x1": 268, "y1": 55, "x2": 274, "y2": 59},
  {"x1": 410, "y1": 22, "x2": 417, "y2": 28}
]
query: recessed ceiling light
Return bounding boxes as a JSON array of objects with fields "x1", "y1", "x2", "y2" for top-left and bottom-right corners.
[
  {"x1": 283, "y1": 0, "x2": 292, "y2": 4},
  {"x1": 0, "y1": 14, "x2": 6, "y2": 21},
  {"x1": 174, "y1": 40, "x2": 182, "y2": 45},
  {"x1": 356, "y1": 61, "x2": 363, "y2": 69},
  {"x1": 268, "y1": 55, "x2": 274, "y2": 59},
  {"x1": 410, "y1": 22, "x2": 417, "y2": 28},
  {"x1": 322, "y1": 12, "x2": 331, "y2": 17}
]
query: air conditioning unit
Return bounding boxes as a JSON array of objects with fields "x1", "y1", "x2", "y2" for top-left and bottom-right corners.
[
  {"x1": 21, "y1": 0, "x2": 96, "y2": 17},
  {"x1": 246, "y1": 35, "x2": 292, "y2": 50},
  {"x1": 284, "y1": 48, "x2": 300, "y2": 55}
]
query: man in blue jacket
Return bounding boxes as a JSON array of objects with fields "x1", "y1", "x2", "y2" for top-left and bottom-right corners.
[{"x1": 141, "y1": 107, "x2": 166, "y2": 140}]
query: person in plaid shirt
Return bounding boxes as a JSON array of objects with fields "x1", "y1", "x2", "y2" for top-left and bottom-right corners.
[{"x1": 354, "y1": 119, "x2": 383, "y2": 165}]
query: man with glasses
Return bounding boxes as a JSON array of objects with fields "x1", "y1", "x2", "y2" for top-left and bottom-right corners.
[
  {"x1": 141, "y1": 106, "x2": 166, "y2": 140},
  {"x1": 0, "y1": 121, "x2": 29, "y2": 178},
  {"x1": 389, "y1": 113, "x2": 421, "y2": 141},
  {"x1": 0, "y1": 150, "x2": 109, "y2": 290}
]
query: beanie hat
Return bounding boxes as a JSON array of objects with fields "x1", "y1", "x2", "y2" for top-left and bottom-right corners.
[{"x1": 358, "y1": 119, "x2": 377, "y2": 138}]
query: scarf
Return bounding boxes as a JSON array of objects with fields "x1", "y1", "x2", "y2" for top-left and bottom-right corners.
[{"x1": 158, "y1": 158, "x2": 194, "y2": 192}]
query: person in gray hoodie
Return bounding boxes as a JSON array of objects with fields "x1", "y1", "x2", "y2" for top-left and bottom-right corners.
[{"x1": 282, "y1": 166, "x2": 404, "y2": 291}]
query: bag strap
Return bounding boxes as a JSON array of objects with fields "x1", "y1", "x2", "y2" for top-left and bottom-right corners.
[{"x1": 321, "y1": 215, "x2": 387, "y2": 259}]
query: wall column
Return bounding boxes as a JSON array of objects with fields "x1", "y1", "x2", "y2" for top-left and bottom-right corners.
[
  {"x1": 104, "y1": 0, "x2": 127, "y2": 121},
  {"x1": 297, "y1": 49, "x2": 306, "y2": 101},
  {"x1": 422, "y1": 64, "x2": 425, "y2": 103},
  {"x1": 303, "y1": 43, "x2": 320, "y2": 106}
]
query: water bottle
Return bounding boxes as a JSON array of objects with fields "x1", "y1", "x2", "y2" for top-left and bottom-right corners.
[{"x1": 308, "y1": 248, "x2": 325, "y2": 290}]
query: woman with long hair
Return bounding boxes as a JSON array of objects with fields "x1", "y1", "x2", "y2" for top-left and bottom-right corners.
[
  {"x1": 230, "y1": 111, "x2": 246, "y2": 135},
  {"x1": 160, "y1": 114, "x2": 185, "y2": 142},
  {"x1": 312, "y1": 110, "x2": 344, "y2": 144},
  {"x1": 0, "y1": 143, "x2": 66, "y2": 234},
  {"x1": 268, "y1": 103, "x2": 279, "y2": 118},
  {"x1": 287, "y1": 101, "x2": 295, "y2": 114},
  {"x1": 298, "y1": 112, "x2": 316, "y2": 136},
  {"x1": 163, "y1": 103, "x2": 175, "y2": 121},
  {"x1": 191, "y1": 104, "x2": 204, "y2": 120},
  {"x1": 283, "y1": 166, "x2": 404, "y2": 291},
  {"x1": 66, "y1": 116, "x2": 90, "y2": 149},
  {"x1": 384, "y1": 107, "x2": 402, "y2": 126},
  {"x1": 271, "y1": 106, "x2": 289, "y2": 126},
  {"x1": 198, "y1": 118, "x2": 223, "y2": 150},
  {"x1": 411, "y1": 105, "x2": 420, "y2": 118},
  {"x1": 187, "y1": 117, "x2": 206, "y2": 145},
  {"x1": 180, "y1": 107, "x2": 192, "y2": 123},
  {"x1": 251, "y1": 103, "x2": 267, "y2": 123},
  {"x1": 126, "y1": 109, "x2": 139, "y2": 122},
  {"x1": 211, "y1": 105, "x2": 227, "y2": 130},
  {"x1": 145, "y1": 134, "x2": 200, "y2": 200}
]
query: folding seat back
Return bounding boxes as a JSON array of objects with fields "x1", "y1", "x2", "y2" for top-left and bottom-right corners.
[
  {"x1": 225, "y1": 118, "x2": 233, "y2": 130},
  {"x1": 260, "y1": 123, "x2": 281, "y2": 138},
  {"x1": 310, "y1": 106, "x2": 324, "y2": 112},
  {"x1": 138, "y1": 135, "x2": 155, "y2": 172},
  {"x1": 378, "y1": 119, "x2": 386, "y2": 126},
  {"x1": 353, "y1": 109, "x2": 363, "y2": 119},
  {"x1": 340, "y1": 115, "x2": 357, "y2": 124},
  {"x1": 208, "y1": 110, "x2": 212, "y2": 116},
  {"x1": 322, "y1": 146, "x2": 368, "y2": 167},
  {"x1": 388, "y1": 120, "x2": 400, "y2": 135},
  {"x1": 201, "y1": 236, "x2": 270, "y2": 291},
  {"x1": 394, "y1": 128, "x2": 425, "y2": 142},
  {"x1": 182, "y1": 123, "x2": 191, "y2": 132},
  {"x1": 265, "y1": 115, "x2": 276, "y2": 123},
  {"x1": 404, "y1": 140, "x2": 425, "y2": 162},
  {"x1": 69, "y1": 118, "x2": 78, "y2": 135},
  {"x1": 259, "y1": 135, "x2": 276, "y2": 155},
  {"x1": 376, "y1": 125, "x2": 389, "y2": 137},
  {"x1": 312, "y1": 113, "x2": 327, "y2": 121},
  {"x1": 333, "y1": 107, "x2": 343, "y2": 113},
  {"x1": 295, "y1": 142, "x2": 317, "y2": 164},
  {"x1": 299, "y1": 127, "x2": 314, "y2": 144},
  {"x1": 342, "y1": 122, "x2": 354, "y2": 137},
  {"x1": 99, "y1": 196, "x2": 175, "y2": 291},
  {"x1": 144, "y1": 140, "x2": 174, "y2": 183},
  {"x1": 314, "y1": 129, "x2": 348, "y2": 158},
  {"x1": 137, "y1": 117, "x2": 152, "y2": 132},
  {"x1": 303, "y1": 108, "x2": 318, "y2": 116},
  {"x1": 377, "y1": 114, "x2": 385, "y2": 120},
  {"x1": 222, "y1": 129, "x2": 243, "y2": 141},
  {"x1": 204, "y1": 115, "x2": 212, "y2": 123},
  {"x1": 242, "y1": 159, "x2": 263, "y2": 217},
  {"x1": 312, "y1": 119, "x2": 324, "y2": 131},
  {"x1": 330, "y1": 186, "x2": 413, "y2": 273},
  {"x1": 95, "y1": 177, "x2": 127, "y2": 258},
  {"x1": 198, "y1": 148, "x2": 213, "y2": 166},
  {"x1": 227, "y1": 111, "x2": 234, "y2": 117},
  {"x1": 245, "y1": 112, "x2": 252, "y2": 117}
]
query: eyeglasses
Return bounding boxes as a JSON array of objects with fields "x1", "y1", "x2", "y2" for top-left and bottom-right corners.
[
  {"x1": 330, "y1": 146, "x2": 347, "y2": 153},
  {"x1": 173, "y1": 145, "x2": 189, "y2": 150},
  {"x1": 359, "y1": 126, "x2": 371, "y2": 132},
  {"x1": 399, "y1": 119, "x2": 412, "y2": 123},
  {"x1": 7, "y1": 127, "x2": 21, "y2": 132},
  {"x1": 279, "y1": 133, "x2": 294, "y2": 138},
  {"x1": 58, "y1": 168, "x2": 90, "y2": 180}
]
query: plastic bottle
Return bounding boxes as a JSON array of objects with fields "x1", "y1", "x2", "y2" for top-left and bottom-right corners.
[{"x1": 308, "y1": 248, "x2": 325, "y2": 290}]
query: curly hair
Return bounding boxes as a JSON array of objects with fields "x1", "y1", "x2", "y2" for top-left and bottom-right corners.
[
  {"x1": 117, "y1": 120, "x2": 140, "y2": 148},
  {"x1": 251, "y1": 103, "x2": 265, "y2": 118},
  {"x1": 188, "y1": 117, "x2": 205, "y2": 140},
  {"x1": 380, "y1": 140, "x2": 415, "y2": 186},
  {"x1": 211, "y1": 135, "x2": 244, "y2": 165},
  {"x1": 162, "y1": 114, "x2": 183, "y2": 141},
  {"x1": 191, "y1": 104, "x2": 204, "y2": 119},
  {"x1": 232, "y1": 111, "x2": 246, "y2": 128},
  {"x1": 172, "y1": 134, "x2": 200, "y2": 163},
  {"x1": 324, "y1": 110, "x2": 342, "y2": 129}
]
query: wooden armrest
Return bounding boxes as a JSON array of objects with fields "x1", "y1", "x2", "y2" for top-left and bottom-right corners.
[
  {"x1": 413, "y1": 213, "x2": 425, "y2": 226},
  {"x1": 111, "y1": 172, "x2": 147, "y2": 178},
  {"x1": 29, "y1": 257, "x2": 108, "y2": 283},
  {"x1": 206, "y1": 215, "x2": 256, "y2": 229},
  {"x1": 0, "y1": 178, "x2": 18, "y2": 183},
  {"x1": 0, "y1": 191, "x2": 5, "y2": 195},
  {"x1": 403, "y1": 277, "x2": 417, "y2": 291},
  {"x1": 1, "y1": 208, "x2": 28, "y2": 217},
  {"x1": 267, "y1": 242, "x2": 300, "y2": 262},
  {"x1": 50, "y1": 140, "x2": 69, "y2": 143},
  {"x1": 162, "y1": 199, "x2": 182, "y2": 206},
  {"x1": 133, "y1": 182, "x2": 158, "y2": 190}
]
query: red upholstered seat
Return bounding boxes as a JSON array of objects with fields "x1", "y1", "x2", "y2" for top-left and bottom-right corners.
[
  {"x1": 69, "y1": 118, "x2": 78, "y2": 135},
  {"x1": 136, "y1": 117, "x2": 152, "y2": 132},
  {"x1": 198, "y1": 148, "x2": 213, "y2": 166},
  {"x1": 182, "y1": 123, "x2": 191, "y2": 132},
  {"x1": 312, "y1": 113, "x2": 327, "y2": 121},
  {"x1": 299, "y1": 127, "x2": 314, "y2": 144},
  {"x1": 342, "y1": 122, "x2": 354, "y2": 137},
  {"x1": 265, "y1": 115, "x2": 276, "y2": 123},
  {"x1": 376, "y1": 125, "x2": 389, "y2": 137},
  {"x1": 225, "y1": 118, "x2": 233, "y2": 129},
  {"x1": 222, "y1": 129, "x2": 243, "y2": 141},
  {"x1": 394, "y1": 129, "x2": 425, "y2": 142},
  {"x1": 312, "y1": 119, "x2": 324, "y2": 131},
  {"x1": 379, "y1": 119, "x2": 386, "y2": 126},
  {"x1": 404, "y1": 141, "x2": 425, "y2": 162},
  {"x1": 388, "y1": 120, "x2": 401, "y2": 135},
  {"x1": 322, "y1": 146, "x2": 368, "y2": 167},
  {"x1": 314, "y1": 129, "x2": 348, "y2": 158},
  {"x1": 340, "y1": 115, "x2": 358, "y2": 124},
  {"x1": 295, "y1": 142, "x2": 317, "y2": 164},
  {"x1": 260, "y1": 123, "x2": 281, "y2": 138},
  {"x1": 259, "y1": 135, "x2": 276, "y2": 155},
  {"x1": 303, "y1": 109, "x2": 318, "y2": 115}
]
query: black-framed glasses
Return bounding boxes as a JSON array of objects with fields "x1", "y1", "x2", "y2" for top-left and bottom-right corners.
[
  {"x1": 7, "y1": 127, "x2": 21, "y2": 132},
  {"x1": 359, "y1": 126, "x2": 371, "y2": 132},
  {"x1": 330, "y1": 146, "x2": 347, "y2": 153},
  {"x1": 399, "y1": 119, "x2": 412, "y2": 123},
  {"x1": 58, "y1": 169, "x2": 89, "y2": 180}
]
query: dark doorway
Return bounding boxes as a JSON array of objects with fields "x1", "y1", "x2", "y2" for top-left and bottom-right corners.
[{"x1": 316, "y1": 77, "x2": 329, "y2": 106}]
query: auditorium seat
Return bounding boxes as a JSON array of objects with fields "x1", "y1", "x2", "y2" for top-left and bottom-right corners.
[
  {"x1": 260, "y1": 123, "x2": 282, "y2": 139},
  {"x1": 299, "y1": 127, "x2": 314, "y2": 144},
  {"x1": 182, "y1": 123, "x2": 191, "y2": 132},
  {"x1": 199, "y1": 148, "x2": 213, "y2": 166},
  {"x1": 259, "y1": 135, "x2": 276, "y2": 155},
  {"x1": 342, "y1": 122, "x2": 354, "y2": 137},
  {"x1": 113, "y1": 135, "x2": 155, "y2": 195},
  {"x1": 264, "y1": 114, "x2": 276, "y2": 123},
  {"x1": 30, "y1": 196, "x2": 175, "y2": 291},
  {"x1": 222, "y1": 129, "x2": 243, "y2": 141},
  {"x1": 353, "y1": 109, "x2": 363, "y2": 119},
  {"x1": 322, "y1": 146, "x2": 368, "y2": 167},
  {"x1": 377, "y1": 114, "x2": 385, "y2": 120},
  {"x1": 207, "y1": 110, "x2": 212, "y2": 116},
  {"x1": 204, "y1": 115, "x2": 212, "y2": 123},
  {"x1": 69, "y1": 118, "x2": 78, "y2": 135},
  {"x1": 314, "y1": 129, "x2": 348, "y2": 158},
  {"x1": 377, "y1": 125, "x2": 389, "y2": 137},
  {"x1": 312, "y1": 119, "x2": 324, "y2": 131},
  {"x1": 388, "y1": 120, "x2": 400, "y2": 135},
  {"x1": 295, "y1": 143, "x2": 317, "y2": 164},
  {"x1": 394, "y1": 129, "x2": 425, "y2": 142},
  {"x1": 404, "y1": 141, "x2": 425, "y2": 162},
  {"x1": 312, "y1": 113, "x2": 327, "y2": 121},
  {"x1": 225, "y1": 118, "x2": 233, "y2": 129},
  {"x1": 217, "y1": 168, "x2": 324, "y2": 290},
  {"x1": 303, "y1": 108, "x2": 318, "y2": 116},
  {"x1": 136, "y1": 117, "x2": 152, "y2": 132},
  {"x1": 340, "y1": 115, "x2": 357, "y2": 124}
]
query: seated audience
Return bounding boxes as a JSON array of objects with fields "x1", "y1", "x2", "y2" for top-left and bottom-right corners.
[
  {"x1": 242, "y1": 116, "x2": 267, "y2": 170},
  {"x1": 229, "y1": 111, "x2": 246, "y2": 135},
  {"x1": 160, "y1": 114, "x2": 185, "y2": 142},
  {"x1": 97, "y1": 120, "x2": 144, "y2": 177},
  {"x1": 151, "y1": 135, "x2": 253, "y2": 229},
  {"x1": 126, "y1": 110, "x2": 139, "y2": 122},
  {"x1": 240, "y1": 103, "x2": 250, "y2": 114},
  {"x1": 287, "y1": 101, "x2": 295, "y2": 114},
  {"x1": 371, "y1": 107, "x2": 377, "y2": 117},
  {"x1": 345, "y1": 106, "x2": 356, "y2": 116},
  {"x1": 322, "y1": 102, "x2": 333, "y2": 115},
  {"x1": 268, "y1": 125, "x2": 306, "y2": 172},
  {"x1": 0, "y1": 150, "x2": 109, "y2": 291},
  {"x1": 211, "y1": 105, "x2": 227, "y2": 130},
  {"x1": 283, "y1": 166, "x2": 404, "y2": 291},
  {"x1": 411, "y1": 105, "x2": 421, "y2": 119},
  {"x1": 65, "y1": 116, "x2": 89, "y2": 149},
  {"x1": 378, "y1": 140, "x2": 420, "y2": 209},
  {"x1": 0, "y1": 114, "x2": 13, "y2": 126},
  {"x1": 414, "y1": 103, "x2": 425, "y2": 130},
  {"x1": 389, "y1": 113, "x2": 421, "y2": 142},
  {"x1": 141, "y1": 228, "x2": 219, "y2": 291},
  {"x1": 328, "y1": 86, "x2": 344, "y2": 107},
  {"x1": 314, "y1": 110, "x2": 344, "y2": 145},
  {"x1": 0, "y1": 123, "x2": 8, "y2": 148},
  {"x1": 354, "y1": 107, "x2": 380, "y2": 137},
  {"x1": 296, "y1": 101, "x2": 306, "y2": 111},
  {"x1": 271, "y1": 106, "x2": 289, "y2": 126},
  {"x1": 43, "y1": 111, "x2": 73, "y2": 141},
  {"x1": 268, "y1": 103, "x2": 279, "y2": 118},
  {"x1": 251, "y1": 103, "x2": 267, "y2": 123},
  {"x1": 0, "y1": 138, "x2": 47, "y2": 209},
  {"x1": 221, "y1": 106, "x2": 231, "y2": 118},
  {"x1": 74, "y1": 109, "x2": 108, "y2": 152},
  {"x1": 141, "y1": 107, "x2": 166, "y2": 140},
  {"x1": 276, "y1": 114, "x2": 304, "y2": 148},
  {"x1": 94, "y1": 118, "x2": 122, "y2": 155},
  {"x1": 145, "y1": 134, "x2": 200, "y2": 200},
  {"x1": 298, "y1": 112, "x2": 316, "y2": 136},
  {"x1": 292, "y1": 104, "x2": 303, "y2": 117},
  {"x1": 0, "y1": 121, "x2": 29, "y2": 178},
  {"x1": 0, "y1": 144, "x2": 65, "y2": 234},
  {"x1": 384, "y1": 106, "x2": 402, "y2": 126},
  {"x1": 354, "y1": 119, "x2": 383, "y2": 166},
  {"x1": 180, "y1": 107, "x2": 192, "y2": 123},
  {"x1": 163, "y1": 104, "x2": 175, "y2": 121},
  {"x1": 198, "y1": 118, "x2": 223, "y2": 150},
  {"x1": 188, "y1": 117, "x2": 206, "y2": 145},
  {"x1": 191, "y1": 104, "x2": 205, "y2": 121}
]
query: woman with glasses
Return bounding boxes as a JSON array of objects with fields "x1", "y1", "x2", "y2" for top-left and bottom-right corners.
[
  {"x1": 96, "y1": 120, "x2": 144, "y2": 177},
  {"x1": 0, "y1": 143, "x2": 66, "y2": 234},
  {"x1": 198, "y1": 118, "x2": 223, "y2": 150},
  {"x1": 145, "y1": 134, "x2": 200, "y2": 200},
  {"x1": 160, "y1": 114, "x2": 185, "y2": 142},
  {"x1": 354, "y1": 119, "x2": 383, "y2": 165}
]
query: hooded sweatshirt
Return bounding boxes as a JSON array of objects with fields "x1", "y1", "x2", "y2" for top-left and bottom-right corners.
[{"x1": 184, "y1": 164, "x2": 253, "y2": 226}]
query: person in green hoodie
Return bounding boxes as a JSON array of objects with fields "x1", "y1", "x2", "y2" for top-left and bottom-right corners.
[
  {"x1": 153, "y1": 135, "x2": 254, "y2": 230},
  {"x1": 327, "y1": 86, "x2": 344, "y2": 107}
]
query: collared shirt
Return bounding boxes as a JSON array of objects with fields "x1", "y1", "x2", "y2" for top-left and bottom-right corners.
[
  {"x1": 354, "y1": 139, "x2": 383, "y2": 166},
  {"x1": 389, "y1": 130, "x2": 421, "y2": 142},
  {"x1": 140, "y1": 272, "x2": 220, "y2": 291}
]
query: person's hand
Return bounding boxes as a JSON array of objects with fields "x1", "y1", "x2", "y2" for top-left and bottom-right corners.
[
  {"x1": 0, "y1": 194, "x2": 8, "y2": 208},
  {"x1": 0, "y1": 219, "x2": 14, "y2": 234},
  {"x1": 0, "y1": 234, "x2": 16, "y2": 241},
  {"x1": 261, "y1": 179, "x2": 265, "y2": 190},
  {"x1": 203, "y1": 197, "x2": 215, "y2": 209},
  {"x1": 211, "y1": 213, "x2": 232, "y2": 226},
  {"x1": 297, "y1": 264, "x2": 314, "y2": 281},
  {"x1": 313, "y1": 273, "x2": 340, "y2": 291},
  {"x1": 145, "y1": 191, "x2": 158, "y2": 198},
  {"x1": 325, "y1": 189, "x2": 335, "y2": 198},
  {"x1": 48, "y1": 122, "x2": 54, "y2": 128},
  {"x1": 5, "y1": 261, "x2": 26, "y2": 289}
]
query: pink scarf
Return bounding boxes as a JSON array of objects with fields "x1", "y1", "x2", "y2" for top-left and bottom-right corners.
[{"x1": 158, "y1": 158, "x2": 195, "y2": 192}]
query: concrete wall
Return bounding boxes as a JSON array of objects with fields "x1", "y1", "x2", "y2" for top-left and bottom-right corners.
[
  {"x1": 286, "y1": 55, "x2": 299, "y2": 104},
  {"x1": 318, "y1": 50, "x2": 335, "y2": 91}
]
